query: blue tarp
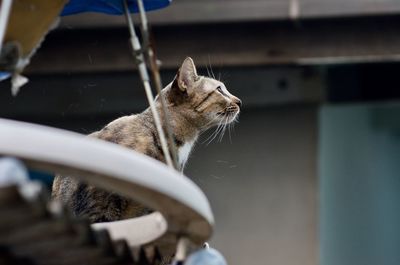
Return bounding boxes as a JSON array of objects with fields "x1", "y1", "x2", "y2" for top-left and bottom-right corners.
[
  {"x1": 0, "y1": 72, "x2": 11, "y2": 82},
  {"x1": 61, "y1": 0, "x2": 171, "y2": 16}
]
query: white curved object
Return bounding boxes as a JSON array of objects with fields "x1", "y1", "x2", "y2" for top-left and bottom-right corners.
[
  {"x1": 92, "y1": 212, "x2": 168, "y2": 247},
  {"x1": 0, "y1": 118, "x2": 214, "y2": 245}
]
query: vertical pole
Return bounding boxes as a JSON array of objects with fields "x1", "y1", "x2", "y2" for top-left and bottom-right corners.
[
  {"x1": 135, "y1": 0, "x2": 179, "y2": 169},
  {"x1": 122, "y1": 0, "x2": 174, "y2": 169}
]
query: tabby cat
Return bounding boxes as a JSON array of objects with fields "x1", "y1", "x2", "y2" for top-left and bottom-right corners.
[{"x1": 52, "y1": 57, "x2": 241, "y2": 222}]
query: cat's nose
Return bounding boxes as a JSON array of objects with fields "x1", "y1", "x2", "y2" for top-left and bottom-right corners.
[{"x1": 235, "y1": 98, "x2": 242, "y2": 109}]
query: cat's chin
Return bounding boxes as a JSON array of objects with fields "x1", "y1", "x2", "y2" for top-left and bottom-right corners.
[{"x1": 222, "y1": 111, "x2": 239, "y2": 124}]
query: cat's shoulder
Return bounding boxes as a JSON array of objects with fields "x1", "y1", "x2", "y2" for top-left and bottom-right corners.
[
  {"x1": 107, "y1": 115, "x2": 136, "y2": 127},
  {"x1": 97, "y1": 115, "x2": 138, "y2": 134}
]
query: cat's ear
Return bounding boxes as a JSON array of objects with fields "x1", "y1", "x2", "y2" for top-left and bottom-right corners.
[{"x1": 176, "y1": 57, "x2": 198, "y2": 92}]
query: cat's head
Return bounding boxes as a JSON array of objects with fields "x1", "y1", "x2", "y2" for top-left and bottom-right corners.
[{"x1": 166, "y1": 57, "x2": 241, "y2": 130}]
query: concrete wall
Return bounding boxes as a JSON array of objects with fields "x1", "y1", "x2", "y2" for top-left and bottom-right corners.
[{"x1": 186, "y1": 106, "x2": 318, "y2": 265}]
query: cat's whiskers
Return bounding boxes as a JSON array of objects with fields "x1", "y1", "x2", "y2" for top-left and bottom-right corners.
[
  {"x1": 228, "y1": 113, "x2": 239, "y2": 142},
  {"x1": 205, "y1": 64, "x2": 212, "y2": 79},
  {"x1": 210, "y1": 64, "x2": 216, "y2": 80},
  {"x1": 223, "y1": 107, "x2": 240, "y2": 143},
  {"x1": 204, "y1": 119, "x2": 224, "y2": 145},
  {"x1": 206, "y1": 112, "x2": 231, "y2": 145},
  {"x1": 204, "y1": 111, "x2": 231, "y2": 145},
  {"x1": 221, "y1": 112, "x2": 234, "y2": 142},
  {"x1": 207, "y1": 56, "x2": 216, "y2": 79},
  {"x1": 204, "y1": 112, "x2": 223, "y2": 128},
  {"x1": 227, "y1": 118, "x2": 233, "y2": 143},
  {"x1": 217, "y1": 115, "x2": 229, "y2": 142},
  {"x1": 202, "y1": 113, "x2": 224, "y2": 144}
]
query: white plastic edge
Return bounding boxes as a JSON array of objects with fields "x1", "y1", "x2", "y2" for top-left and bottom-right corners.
[{"x1": 0, "y1": 118, "x2": 214, "y2": 242}]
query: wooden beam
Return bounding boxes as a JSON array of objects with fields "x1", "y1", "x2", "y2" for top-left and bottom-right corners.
[
  {"x1": 0, "y1": 67, "x2": 325, "y2": 119},
  {"x1": 26, "y1": 17, "x2": 400, "y2": 74}
]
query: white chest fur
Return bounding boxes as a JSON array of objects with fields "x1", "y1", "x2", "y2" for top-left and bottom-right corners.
[{"x1": 177, "y1": 139, "x2": 196, "y2": 169}]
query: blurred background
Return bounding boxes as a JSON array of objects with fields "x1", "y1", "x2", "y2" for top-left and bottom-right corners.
[{"x1": 1, "y1": 0, "x2": 400, "y2": 264}]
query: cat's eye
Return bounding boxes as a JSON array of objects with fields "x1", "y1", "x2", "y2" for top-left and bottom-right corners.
[{"x1": 216, "y1": 86, "x2": 228, "y2": 97}]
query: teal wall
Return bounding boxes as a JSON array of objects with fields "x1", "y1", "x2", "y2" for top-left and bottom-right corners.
[{"x1": 320, "y1": 103, "x2": 400, "y2": 265}]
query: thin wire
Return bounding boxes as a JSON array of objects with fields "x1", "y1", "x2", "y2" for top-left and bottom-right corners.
[
  {"x1": 136, "y1": 0, "x2": 179, "y2": 169},
  {"x1": 122, "y1": 0, "x2": 174, "y2": 169}
]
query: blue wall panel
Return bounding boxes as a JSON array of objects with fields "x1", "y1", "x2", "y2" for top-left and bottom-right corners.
[{"x1": 320, "y1": 103, "x2": 400, "y2": 265}]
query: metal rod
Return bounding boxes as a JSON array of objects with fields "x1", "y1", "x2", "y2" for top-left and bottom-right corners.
[
  {"x1": 136, "y1": 0, "x2": 148, "y2": 32},
  {"x1": 136, "y1": 0, "x2": 179, "y2": 169},
  {"x1": 122, "y1": 0, "x2": 174, "y2": 169}
]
